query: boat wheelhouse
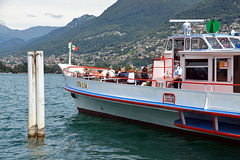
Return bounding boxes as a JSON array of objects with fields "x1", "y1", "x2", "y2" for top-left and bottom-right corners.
[
  {"x1": 59, "y1": 20, "x2": 240, "y2": 141},
  {"x1": 156, "y1": 33, "x2": 240, "y2": 93}
]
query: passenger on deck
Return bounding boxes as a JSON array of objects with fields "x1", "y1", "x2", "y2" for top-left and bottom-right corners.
[
  {"x1": 139, "y1": 67, "x2": 149, "y2": 86},
  {"x1": 87, "y1": 69, "x2": 92, "y2": 76},
  {"x1": 118, "y1": 67, "x2": 127, "y2": 77},
  {"x1": 101, "y1": 70, "x2": 107, "y2": 77},
  {"x1": 83, "y1": 68, "x2": 88, "y2": 76},
  {"x1": 77, "y1": 71, "x2": 81, "y2": 78},
  {"x1": 107, "y1": 66, "x2": 115, "y2": 77},
  {"x1": 127, "y1": 68, "x2": 135, "y2": 84},
  {"x1": 117, "y1": 67, "x2": 122, "y2": 76},
  {"x1": 92, "y1": 70, "x2": 98, "y2": 76},
  {"x1": 173, "y1": 61, "x2": 182, "y2": 89},
  {"x1": 97, "y1": 70, "x2": 103, "y2": 80}
]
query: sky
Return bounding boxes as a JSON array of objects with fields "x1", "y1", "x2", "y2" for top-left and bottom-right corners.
[{"x1": 0, "y1": 0, "x2": 117, "y2": 30}]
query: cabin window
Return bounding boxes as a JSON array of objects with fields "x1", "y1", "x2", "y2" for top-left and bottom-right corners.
[
  {"x1": 217, "y1": 38, "x2": 234, "y2": 48},
  {"x1": 191, "y1": 38, "x2": 208, "y2": 50},
  {"x1": 185, "y1": 38, "x2": 190, "y2": 50},
  {"x1": 229, "y1": 38, "x2": 240, "y2": 47},
  {"x1": 167, "y1": 39, "x2": 173, "y2": 50},
  {"x1": 173, "y1": 39, "x2": 184, "y2": 61},
  {"x1": 174, "y1": 40, "x2": 184, "y2": 50},
  {"x1": 186, "y1": 59, "x2": 208, "y2": 80},
  {"x1": 206, "y1": 37, "x2": 222, "y2": 49}
]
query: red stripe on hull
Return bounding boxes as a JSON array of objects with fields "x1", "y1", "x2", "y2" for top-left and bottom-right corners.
[
  {"x1": 64, "y1": 86, "x2": 240, "y2": 119},
  {"x1": 174, "y1": 122, "x2": 240, "y2": 140}
]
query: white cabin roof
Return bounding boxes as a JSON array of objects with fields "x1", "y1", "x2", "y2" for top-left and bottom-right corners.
[{"x1": 166, "y1": 33, "x2": 240, "y2": 52}]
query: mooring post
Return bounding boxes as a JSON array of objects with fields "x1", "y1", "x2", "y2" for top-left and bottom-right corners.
[
  {"x1": 36, "y1": 51, "x2": 45, "y2": 138},
  {"x1": 28, "y1": 52, "x2": 37, "y2": 138},
  {"x1": 28, "y1": 51, "x2": 45, "y2": 139}
]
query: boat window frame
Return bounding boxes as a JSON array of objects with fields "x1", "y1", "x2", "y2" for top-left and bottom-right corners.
[
  {"x1": 213, "y1": 57, "x2": 233, "y2": 83},
  {"x1": 185, "y1": 58, "x2": 209, "y2": 81},
  {"x1": 185, "y1": 38, "x2": 190, "y2": 50},
  {"x1": 191, "y1": 37, "x2": 208, "y2": 50},
  {"x1": 173, "y1": 38, "x2": 184, "y2": 61},
  {"x1": 166, "y1": 39, "x2": 173, "y2": 51},
  {"x1": 217, "y1": 37, "x2": 234, "y2": 49},
  {"x1": 229, "y1": 38, "x2": 240, "y2": 48},
  {"x1": 206, "y1": 37, "x2": 223, "y2": 49}
]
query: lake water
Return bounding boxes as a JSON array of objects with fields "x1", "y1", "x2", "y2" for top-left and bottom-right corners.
[{"x1": 1, "y1": 74, "x2": 240, "y2": 159}]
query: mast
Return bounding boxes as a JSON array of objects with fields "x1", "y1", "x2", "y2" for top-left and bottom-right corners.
[{"x1": 68, "y1": 42, "x2": 72, "y2": 65}]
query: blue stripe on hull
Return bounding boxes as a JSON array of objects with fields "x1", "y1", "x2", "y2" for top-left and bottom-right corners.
[{"x1": 64, "y1": 84, "x2": 240, "y2": 117}]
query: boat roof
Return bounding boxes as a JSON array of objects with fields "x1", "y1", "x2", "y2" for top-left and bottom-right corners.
[{"x1": 169, "y1": 33, "x2": 238, "y2": 39}]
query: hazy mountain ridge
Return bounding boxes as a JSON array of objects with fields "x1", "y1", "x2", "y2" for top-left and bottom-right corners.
[
  {"x1": 1, "y1": 0, "x2": 240, "y2": 61},
  {"x1": 9, "y1": 0, "x2": 197, "y2": 57},
  {"x1": 0, "y1": 25, "x2": 59, "y2": 43}
]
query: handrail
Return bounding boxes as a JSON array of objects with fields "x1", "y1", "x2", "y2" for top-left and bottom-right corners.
[
  {"x1": 64, "y1": 68, "x2": 158, "y2": 87},
  {"x1": 66, "y1": 66, "x2": 107, "y2": 70},
  {"x1": 64, "y1": 69, "x2": 75, "y2": 77},
  {"x1": 166, "y1": 80, "x2": 240, "y2": 91}
]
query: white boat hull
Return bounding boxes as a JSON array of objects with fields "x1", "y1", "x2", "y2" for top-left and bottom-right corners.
[
  {"x1": 73, "y1": 92, "x2": 179, "y2": 128},
  {"x1": 60, "y1": 64, "x2": 240, "y2": 141}
]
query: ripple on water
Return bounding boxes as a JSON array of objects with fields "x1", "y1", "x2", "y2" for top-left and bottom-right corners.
[{"x1": 1, "y1": 74, "x2": 240, "y2": 159}]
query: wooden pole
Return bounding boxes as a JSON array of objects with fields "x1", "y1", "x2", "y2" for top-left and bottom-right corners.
[
  {"x1": 36, "y1": 51, "x2": 45, "y2": 138},
  {"x1": 28, "y1": 52, "x2": 37, "y2": 138}
]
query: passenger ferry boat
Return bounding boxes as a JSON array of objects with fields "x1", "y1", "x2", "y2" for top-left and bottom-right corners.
[{"x1": 59, "y1": 20, "x2": 240, "y2": 140}]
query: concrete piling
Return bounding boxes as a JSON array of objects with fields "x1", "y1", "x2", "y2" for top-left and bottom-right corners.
[
  {"x1": 36, "y1": 51, "x2": 45, "y2": 138},
  {"x1": 28, "y1": 51, "x2": 45, "y2": 139}
]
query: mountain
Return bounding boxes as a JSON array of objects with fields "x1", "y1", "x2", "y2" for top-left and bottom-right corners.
[
  {"x1": 66, "y1": 14, "x2": 96, "y2": 28},
  {"x1": 182, "y1": 0, "x2": 203, "y2": 5},
  {"x1": 0, "y1": 38, "x2": 26, "y2": 52},
  {"x1": 0, "y1": 25, "x2": 15, "y2": 43},
  {"x1": 0, "y1": 24, "x2": 12, "y2": 34},
  {"x1": 9, "y1": 0, "x2": 197, "y2": 57},
  {"x1": 174, "y1": 0, "x2": 240, "y2": 23},
  {"x1": 19, "y1": 26, "x2": 60, "y2": 41},
  {"x1": 2, "y1": 0, "x2": 240, "y2": 60},
  {"x1": 0, "y1": 25, "x2": 59, "y2": 43},
  {"x1": 15, "y1": 14, "x2": 97, "y2": 56}
]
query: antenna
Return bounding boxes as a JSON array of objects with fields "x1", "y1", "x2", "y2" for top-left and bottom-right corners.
[{"x1": 169, "y1": 19, "x2": 205, "y2": 35}]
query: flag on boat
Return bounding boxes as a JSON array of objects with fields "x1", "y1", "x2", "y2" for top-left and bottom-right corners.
[{"x1": 68, "y1": 41, "x2": 78, "y2": 51}]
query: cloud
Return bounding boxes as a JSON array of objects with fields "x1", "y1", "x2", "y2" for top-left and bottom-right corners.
[
  {"x1": 44, "y1": 13, "x2": 63, "y2": 19},
  {"x1": 26, "y1": 13, "x2": 37, "y2": 18},
  {"x1": 0, "y1": 20, "x2": 6, "y2": 25}
]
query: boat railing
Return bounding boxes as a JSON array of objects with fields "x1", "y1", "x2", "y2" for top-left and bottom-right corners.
[
  {"x1": 63, "y1": 69, "x2": 75, "y2": 77},
  {"x1": 65, "y1": 65, "x2": 107, "y2": 70},
  {"x1": 64, "y1": 68, "x2": 157, "y2": 87},
  {"x1": 166, "y1": 80, "x2": 240, "y2": 92}
]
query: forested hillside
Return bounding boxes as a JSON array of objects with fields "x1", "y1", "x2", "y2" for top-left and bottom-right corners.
[
  {"x1": 1, "y1": 0, "x2": 240, "y2": 69},
  {"x1": 174, "y1": 0, "x2": 240, "y2": 24},
  {"x1": 0, "y1": 0, "x2": 197, "y2": 56}
]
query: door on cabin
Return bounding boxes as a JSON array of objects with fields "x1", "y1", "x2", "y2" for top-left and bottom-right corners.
[
  {"x1": 213, "y1": 57, "x2": 233, "y2": 92},
  {"x1": 234, "y1": 56, "x2": 240, "y2": 93}
]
